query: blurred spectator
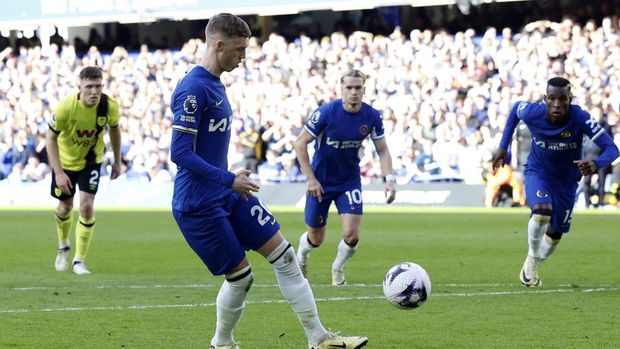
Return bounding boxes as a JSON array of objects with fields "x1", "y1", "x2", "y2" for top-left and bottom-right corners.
[{"x1": 0, "y1": 7, "x2": 619, "y2": 194}]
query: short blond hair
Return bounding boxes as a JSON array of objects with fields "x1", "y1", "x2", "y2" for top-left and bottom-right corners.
[{"x1": 340, "y1": 69, "x2": 366, "y2": 83}]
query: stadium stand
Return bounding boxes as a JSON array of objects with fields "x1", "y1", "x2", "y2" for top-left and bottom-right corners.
[{"x1": 0, "y1": 1, "x2": 618, "y2": 206}]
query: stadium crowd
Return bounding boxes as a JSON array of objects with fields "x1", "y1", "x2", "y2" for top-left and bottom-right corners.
[{"x1": 1, "y1": 13, "x2": 619, "y2": 204}]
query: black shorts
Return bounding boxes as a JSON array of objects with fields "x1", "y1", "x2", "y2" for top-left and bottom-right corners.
[{"x1": 50, "y1": 163, "x2": 102, "y2": 200}]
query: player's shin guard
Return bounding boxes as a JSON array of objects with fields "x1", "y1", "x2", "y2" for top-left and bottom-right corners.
[
  {"x1": 55, "y1": 212, "x2": 72, "y2": 248},
  {"x1": 74, "y1": 216, "x2": 95, "y2": 261},
  {"x1": 538, "y1": 235, "x2": 560, "y2": 260},
  {"x1": 332, "y1": 239, "x2": 358, "y2": 271},
  {"x1": 268, "y1": 240, "x2": 326, "y2": 344},
  {"x1": 528, "y1": 210, "x2": 550, "y2": 257},
  {"x1": 213, "y1": 266, "x2": 253, "y2": 346}
]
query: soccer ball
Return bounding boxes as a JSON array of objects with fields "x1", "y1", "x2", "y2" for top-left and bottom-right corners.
[{"x1": 383, "y1": 262, "x2": 431, "y2": 309}]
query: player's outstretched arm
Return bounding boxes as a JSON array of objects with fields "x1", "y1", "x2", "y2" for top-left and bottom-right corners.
[{"x1": 490, "y1": 148, "x2": 508, "y2": 173}]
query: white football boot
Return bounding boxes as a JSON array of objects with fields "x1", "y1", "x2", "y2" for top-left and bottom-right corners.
[
  {"x1": 331, "y1": 269, "x2": 346, "y2": 286},
  {"x1": 309, "y1": 331, "x2": 368, "y2": 349},
  {"x1": 519, "y1": 255, "x2": 542, "y2": 287},
  {"x1": 55, "y1": 247, "x2": 70, "y2": 272},
  {"x1": 72, "y1": 261, "x2": 91, "y2": 275},
  {"x1": 209, "y1": 343, "x2": 240, "y2": 349}
]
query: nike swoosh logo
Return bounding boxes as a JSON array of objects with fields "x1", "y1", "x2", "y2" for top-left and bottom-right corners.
[
  {"x1": 329, "y1": 342, "x2": 346, "y2": 348},
  {"x1": 215, "y1": 99, "x2": 224, "y2": 106},
  {"x1": 521, "y1": 269, "x2": 531, "y2": 283}
]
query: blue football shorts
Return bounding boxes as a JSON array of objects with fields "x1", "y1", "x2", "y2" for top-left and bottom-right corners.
[
  {"x1": 525, "y1": 170, "x2": 578, "y2": 234},
  {"x1": 172, "y1": 192, "x2": 280, "y2": 275},
  {"x1": 304, "y1": 180, "x2": 363, "y2": 228}
]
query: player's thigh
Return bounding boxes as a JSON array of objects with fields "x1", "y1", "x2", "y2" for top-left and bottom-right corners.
[
  {"x1": 334, "y1": 182, "x2": 364, "y2": 215},
  {"x1": 304, "y1": 191, "x2": 335, "y2": 228},
  {"x1": 172, "y1": 210, "x2": 244, "y2": 276},
  {"x1": 229, "y1": 193, "x2": 281, "y2": 251},
  {"x1": 76, "y1": 163, "x2": 102, "y2": 195},
  {"x1": 549, "y1": 182, "x2": 578, "y2": 234},
  {"x1": 50, "y1": 169, "x2": 79, "y2": 200},
  {"x1": 525, "y1": 172, "x2": 553, "y2": 208}
]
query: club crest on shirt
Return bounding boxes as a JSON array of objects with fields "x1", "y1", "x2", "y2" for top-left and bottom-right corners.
[
  {"x1": 359, "y1": 124, "x2": 369, "y2": 135},
  {"x1": 97, "y1": 116, "x2": 107, "y2": 127},
  {"x1": 560, "y1": 130, "x2": 572, "y2": 138},
  {"x1": 184, "y1": 95, "x2": 197, "y2": 114}
]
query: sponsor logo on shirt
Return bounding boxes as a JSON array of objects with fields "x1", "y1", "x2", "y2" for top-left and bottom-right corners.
[
  {"x1": 532, "y1": 137, "x2": 578, "y2": 151},
  {"x1": 326, "y1": 137, "x2": 363, "y2": 149},
  {"x1": 180, "y1": 115, "x2": 196, "y2": 123},
  {"x1": 208, "y1": 115, "x2": 233, "y2": 132},
  {"x1": 585, "y1": 117, "x2": 602, "y2": 134}
]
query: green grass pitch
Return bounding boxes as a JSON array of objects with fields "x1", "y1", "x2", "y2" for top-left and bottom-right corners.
[{"x1": 1, "y1": 208, "x2": 619, "y2": 348}]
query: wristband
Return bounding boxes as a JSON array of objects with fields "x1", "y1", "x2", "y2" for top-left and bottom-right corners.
[{"x1": 384, "y1": 174, "x2": 396, "y2": 183}]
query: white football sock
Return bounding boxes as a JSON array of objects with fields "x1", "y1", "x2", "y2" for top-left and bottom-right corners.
[
  {"x1": 297, "y1": 231, "x2": 314, "y2": 264},
  {"x1": 538, "y1": 235, "x2": 560, "y2": 260},
  {"x1": 332, "y1": 239, "x2": 358, "y2": 271},
  {"x1": 268, "y1": 240, "x2": 326, "y2": 345},
  {"x1": 212, "y1": 266, "x2": 253, "y2": 346},
  {"x1": 527, "y1": 216, "x2": 548, "y2": 257}
]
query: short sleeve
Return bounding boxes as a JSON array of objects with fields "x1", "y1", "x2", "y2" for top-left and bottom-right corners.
[
  {"x1": 49, "y1": 102, "x2": 67, "y2": 132},
  {"x1": 304, "y1": 106, "x2": 327, "y2": 138},
  {"x1": 107, "y1": 98, "x2": 120, "y2": 127},
  {"x1": 370, "y1": 109, "x2": 385, "y2": 140}
]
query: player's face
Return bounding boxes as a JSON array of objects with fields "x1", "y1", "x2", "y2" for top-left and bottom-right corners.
[
  {"x1": 341, "y1": 77, "x2": 365, "y2": 105},
  {"x1": 544, "y1": 85, "x2": 571, "y2": 124},
  {"x1": 79, "y1": 78, "x2": 104, "y2": 107},
  {"x1": 218, "y1": 36, "x2": 248, "y2": 72}
]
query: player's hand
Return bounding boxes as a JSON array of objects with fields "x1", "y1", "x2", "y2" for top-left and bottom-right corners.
[
  {"x1": 306, "y1": 177, "x2": 324, "y2": 202},
  {"x1": 110, "y1": 161, "x2": 122, "y2": 180},
  {"x1": 490, "y1": 149, "x2": 508, "y2": 173},
  {"x1": 573, "y1": 159, "x2": 597, "y2": 176},
  {"x1": 385, "y1": 181, "x2": 396, "y2": 204},
  {"x1": 232, "y1": 169, "x2": 260, "y2": 200},
  {"x1": 55, "y1": 171, "x2": 73, "y2": 196}
]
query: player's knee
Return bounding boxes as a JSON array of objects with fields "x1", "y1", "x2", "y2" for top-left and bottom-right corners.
[
  {"x1": 343, "y1": 237, "x2": 359, "y2": 247},
  {"x1": 531, "y1": 208, "x2": 552, "y2": 224},
  {"x1": 267, "y1": 239, "x2": 295, "y2": 264},
  {"x1": 225, "y1": 265, "x2": 254, "y2": 290},
  {"x1": 545, "y1": 229, "x2": 562, "y2": 242},
  {"x1": 307, "y1": 229, "x2": 325, "y2": 246},
  {"x1": 56, "y1": 206, "x2": 72, "y2": 218}
]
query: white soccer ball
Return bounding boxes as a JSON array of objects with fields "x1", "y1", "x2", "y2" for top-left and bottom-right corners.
[{"x1": 383, "y1": 262, "x2": 431, "y2": 309}]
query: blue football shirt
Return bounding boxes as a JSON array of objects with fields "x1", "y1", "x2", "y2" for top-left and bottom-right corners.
[
  {"x1": 170, "y1": 65, "x2": 236, "y2": 213},
  {"x1": 304, "y1": 99, "x2": 385, "y2": 186},
  {"x1": 500, "y1": 101, "x2": 618, "y2": 183}
]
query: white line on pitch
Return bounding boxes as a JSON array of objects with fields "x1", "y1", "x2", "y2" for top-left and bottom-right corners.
[
  {"x1": 4, "y1": 283, "x2": 617, "y2": 292},
  {"x1": 1, "y1": 288, "x2": 618, "y2": 314}
]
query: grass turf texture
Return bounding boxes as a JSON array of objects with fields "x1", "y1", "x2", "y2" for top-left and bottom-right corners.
[{"x1": 1, "y1": 208, "x2": 619, "y2": 348}]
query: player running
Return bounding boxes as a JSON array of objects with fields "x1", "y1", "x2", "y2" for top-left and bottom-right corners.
[
  {"x1": 295, "y1": 69, "x2": 396, "y2": 286},
  {"x1": 491, "y1": 77, "x2": 619, "y2": 287}
]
